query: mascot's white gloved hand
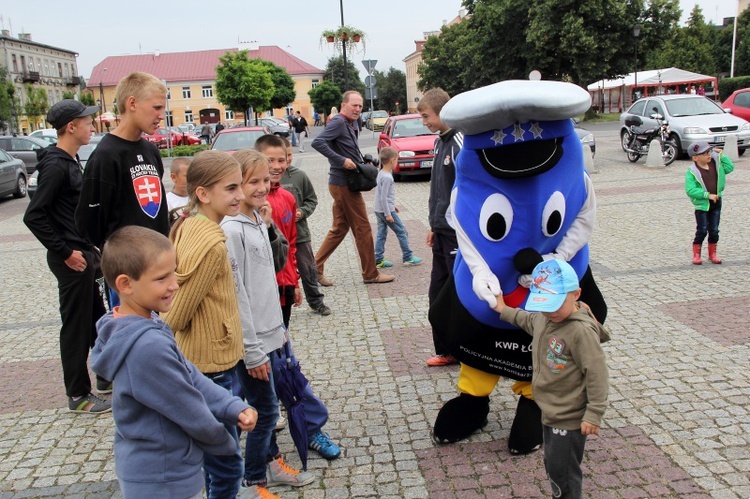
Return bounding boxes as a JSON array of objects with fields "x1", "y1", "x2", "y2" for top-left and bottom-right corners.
[
  {"x1": 517, "y1": 274, "x2": 533, "y2": 288},
  {"x1": 472, "y1": 270, "x2": 501, "y2": 308}
]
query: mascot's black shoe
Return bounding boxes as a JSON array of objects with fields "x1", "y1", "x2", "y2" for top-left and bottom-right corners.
[
  {"x1": 508, "y1": 396, "x2": 543, "y2": 455},
  {"x1": 432, "y1": 393, "x2": 490, "y2": 444}
]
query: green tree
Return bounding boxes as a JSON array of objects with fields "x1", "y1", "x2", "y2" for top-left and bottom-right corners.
[
  {"x1": 420, "y1": 0, "x2": 685, "y2": 92},
  {"x1": 418, "y1": 20, "x2": 476, "y2": 95},
  {"x1": 308, "y1": 81, "x2": 342, "y2": 120},
  {"x1": 647, "y1": 6, "x2": 716, "y2": 74},
  {"x1": 215, "y1": 51, "x2": 274, "y2": 126},
  {"x1": 323, "y1": 56, "x2": 365, "y2": 95},
  {"x1": 80, "y1": 92, "x2": 96, "y2": 106},
  {"x1": 251, "y1": 59, "x2": 296, "y2": 111},
  {"x1": 732, "y1": 9, "x2": 750, "y2": 76},
  {"x1": 371, "y1": 68, "x2": 406, "y2": 113},
  {"x1": 24, "y1": 85, "x2": 48, "y2": 131},
  {"x1": 0, "y1": 67, "x2": 19, "y2": 132},
  {"x1": 62, "y1": 90, "x2": 76, "y2": 100}
]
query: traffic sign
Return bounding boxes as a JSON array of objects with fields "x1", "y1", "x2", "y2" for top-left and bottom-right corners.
[
  {"x1": 365, "y1": 87, "x2": 378, "y2": 100},
  {"x1": 362, "y1": 59, "x2": 378, "y2": 73},
  {"x1": 365, "y1": 75, "x2": 377, "y2": 88}
]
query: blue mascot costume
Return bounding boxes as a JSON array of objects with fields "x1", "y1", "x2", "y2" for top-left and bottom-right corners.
[{"x1": 429, "y1": 80, "x2": 607, "y2": 454}]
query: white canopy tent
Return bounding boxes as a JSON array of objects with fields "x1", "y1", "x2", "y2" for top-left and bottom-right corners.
[{"x1": 587, "y1": 67, "x2": 718, "y2": 113}]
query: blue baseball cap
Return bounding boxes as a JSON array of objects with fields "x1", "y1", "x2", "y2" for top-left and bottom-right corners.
[{"x1": 526, "y1": 259, "x2": 580, "y2": 313}]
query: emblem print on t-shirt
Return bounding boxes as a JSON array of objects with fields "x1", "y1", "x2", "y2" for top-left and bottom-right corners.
[{"x1": 131, "y1": 162, "x2": 163, "y2": 218}]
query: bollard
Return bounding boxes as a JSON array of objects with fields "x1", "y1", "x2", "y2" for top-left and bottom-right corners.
[
  {"x1": 645, "y1": 139, "x2": 665, "y2": 167},
  {"x1": 722, "y1": 135, "x2": 739, "y2": 161}
]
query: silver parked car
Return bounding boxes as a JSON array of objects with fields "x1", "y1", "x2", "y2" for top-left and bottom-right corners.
[
  {"x1": 0, "y1": 136, "x2": 49, "y2": 174},
  {"x1": 259, "y1": 117, "x2": 291, "y2": 137},
  {"x1": 620, "y1": 95, "x2": 750, "y2": 156}
]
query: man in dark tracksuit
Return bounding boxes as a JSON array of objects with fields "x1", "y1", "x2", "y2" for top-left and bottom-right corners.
[
  {"x1": 23, "y1": 100, "x2": 110, "y2": 414},
  {"x1": 418, "y1": 88, "x2": 463, "y2": 367}
]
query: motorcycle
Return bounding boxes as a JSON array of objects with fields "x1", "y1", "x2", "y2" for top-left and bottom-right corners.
[{"x1": 621, "y1": 108, "x2": 678, "y2": 166}]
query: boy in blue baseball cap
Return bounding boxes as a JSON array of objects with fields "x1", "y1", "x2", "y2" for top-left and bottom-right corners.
[{"x1": 492, "y1": 258, "x2": 610, "y2": 499}]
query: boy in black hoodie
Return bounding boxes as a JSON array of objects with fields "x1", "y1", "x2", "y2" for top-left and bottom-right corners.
[{"x1": 23, "y1": 100, "x2": 111, "y2": 413}]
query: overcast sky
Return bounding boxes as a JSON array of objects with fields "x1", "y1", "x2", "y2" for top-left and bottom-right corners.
[{"x1": 0, "y1": 0, "x2": 741, "y2": 83}]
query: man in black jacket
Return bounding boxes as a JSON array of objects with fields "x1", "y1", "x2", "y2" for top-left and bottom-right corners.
[{"x1": 23, "y1": 100, "x2": 111, "y2": 414}]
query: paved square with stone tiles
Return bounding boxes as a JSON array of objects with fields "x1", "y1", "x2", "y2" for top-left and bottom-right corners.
[{"x1": 0, "y1": 129, "x2": 748, "y2": 498}]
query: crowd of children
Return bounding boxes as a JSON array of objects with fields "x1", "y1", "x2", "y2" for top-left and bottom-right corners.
[{"x1": 25, "y1": 69, "x2": 622, "y2": 498}]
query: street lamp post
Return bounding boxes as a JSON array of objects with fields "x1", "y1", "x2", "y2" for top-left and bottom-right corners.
[
  {"x1": 339, "y1": 0, "x2": 349, "y2": 90},
  {"x1": 633, "y1": 24, "x2": 641, "y2": 102}
]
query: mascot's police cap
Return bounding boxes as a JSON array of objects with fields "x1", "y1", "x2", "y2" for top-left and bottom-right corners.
[{"x1": 440, "y1": 80, "x2": 591, "y2": 136}]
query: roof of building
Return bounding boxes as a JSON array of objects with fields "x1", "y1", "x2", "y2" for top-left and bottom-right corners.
[
  {"x1": 88, "y1": 46, "x2": 324, "y2": 86},
  {"x1": 0, "y1": 34, "x2": 77, "y2": 56}
]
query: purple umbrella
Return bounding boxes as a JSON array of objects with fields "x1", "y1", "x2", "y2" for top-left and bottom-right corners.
[{"x1": 272, "y1": 341, "x2": 309, "y2": 470}]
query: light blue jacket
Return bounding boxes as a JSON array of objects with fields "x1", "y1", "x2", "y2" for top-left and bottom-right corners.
[{"x1": 91, "y1": 313, "x2": 249, "y2": 498}]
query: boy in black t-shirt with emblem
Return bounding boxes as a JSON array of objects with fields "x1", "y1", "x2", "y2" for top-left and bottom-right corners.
[{"x1": 76, "y1": 71, "x2": 170, "y2": 306}]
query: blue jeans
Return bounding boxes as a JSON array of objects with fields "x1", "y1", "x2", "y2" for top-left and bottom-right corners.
[
  {"x1": 270, "y1": 340, "x2": 329, "y2": 437},
  {"x1": 202, "y1": 368, "x2": 243, "y2": 499},
  {"x1": 694, "y1": 199, "x2": 721, "y2": 244},
  {"x1": 235, "y1": 360, "x2": 279, "y2": 484},
  {"x1": 375, "y1": 212, "x2": 412, "y2": 263}
]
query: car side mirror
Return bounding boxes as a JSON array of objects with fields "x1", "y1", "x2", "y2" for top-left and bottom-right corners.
[
  {"x1": 724, "y1": 108, "x2": 733, "y2": 114},
  {"x1": 379, "y1": 133, "x2": 387, "y2": 140},
  {"x1": 649, "y1": 113, "x2": 663, "y2": 120}
]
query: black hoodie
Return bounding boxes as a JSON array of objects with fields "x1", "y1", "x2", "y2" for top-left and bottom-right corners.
[{"x1": 23, "y1": 146, "x2": 93, "y2": 259}]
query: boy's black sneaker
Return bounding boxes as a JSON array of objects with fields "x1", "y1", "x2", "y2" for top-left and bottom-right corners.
[{"x1": 96, "y1": 379, "x2": 113, "y2": 394}]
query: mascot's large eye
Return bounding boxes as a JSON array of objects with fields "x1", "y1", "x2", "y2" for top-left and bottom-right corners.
[
  {"x1": 479, "y1": 193, "x2": 513, "y2": 241},
  {"x1": 542, "y1": 191, "x2": 565, "y2": 237}
]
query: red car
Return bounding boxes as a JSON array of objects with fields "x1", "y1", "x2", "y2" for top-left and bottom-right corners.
[
  {"x1": 210, "y1": 126, "x2": 270, "y2": 153},
  {"x1": 377, "y1": 114, "x2": 437, "y2": 179},
  {"x1": 722, "y1": 88, "x2": 750, "y2": 122},
  {"x1": 142, "y1": 128, "x2": 201, "y2": 149}
]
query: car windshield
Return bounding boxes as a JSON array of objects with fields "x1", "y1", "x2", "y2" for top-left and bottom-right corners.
[
  {"x1": 372, "y1": 111, "x2": 388, "y2": 118},
  {"x1": 212, "y1": 130, "x2": 266, "y2": 151},
  {"x1": 392, "y1": 118, "x2": 435, "y2": 138},
  {"x1": 666, "y1": 97, "x2": 724, "y2": 117}
]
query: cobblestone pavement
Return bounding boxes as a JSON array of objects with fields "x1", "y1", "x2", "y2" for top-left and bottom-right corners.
[{"x1": 0, "y1": 129, "x2": 748, "y2": 498}]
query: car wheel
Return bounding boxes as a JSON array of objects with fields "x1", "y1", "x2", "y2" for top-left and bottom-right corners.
[
  {"x1": 13, "y1": 174, "x2": 27, "y2": 198},
  {"x1": 662, "y1": 140, "x2": 678, "y2": 166},
  {"x1": 669, "y1": 135, "x2": 683, "y2": 159}
]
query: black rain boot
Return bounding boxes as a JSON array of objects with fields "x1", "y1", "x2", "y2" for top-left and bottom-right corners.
[
  {"x1": 432, "y1": 393, "x2": 490, "y2": 444},
  {"x1": 508, "y1": 395, "x2": 543, "y2": 455}
]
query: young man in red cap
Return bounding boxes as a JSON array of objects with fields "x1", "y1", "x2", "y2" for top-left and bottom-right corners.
[{"x1": 24, "y1": 100, "x2": 111, "y2": 413}]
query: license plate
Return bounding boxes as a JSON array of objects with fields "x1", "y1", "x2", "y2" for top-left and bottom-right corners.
[
  {"x1": 421, "y1": 161, "x2": 433, "y2": 169},
  {"x1": 714, "y1": 136, "x2": 726, "y2": 143}
]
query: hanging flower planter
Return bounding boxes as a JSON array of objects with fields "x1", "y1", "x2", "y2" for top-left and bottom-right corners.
[{"x1": 320, "y1": 25, "x2": 367, "y2": 54}]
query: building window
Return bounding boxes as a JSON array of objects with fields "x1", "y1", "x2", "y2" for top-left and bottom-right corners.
[
  {"x1": 202, "y1": 85, "x2": 213, "y2": 98},
  {"x1": 11, "y1": 55, "x2": 18, "y2": 73},
  {"x1": 184, "y1": 110, "x2": 193, "y2": 123},
  {"x1": 44, "y1": 60, "x2": 49, "y2": 76},
  {"x1": 182, "y1": 86, "x2": 191, "y2": 99},
  {"x1": 165, "y1": 111, "x2": 173, "y2": 127},
  {"x1": 58, "y1": 63, "x2": 63, "y2": 77},
  {"x1": 64, "y1": 63, "x2": 69, "y2": 77},
  {"x1": 37, "y1": 58, "x2": 42, "y2": 73},
  {"x1": 225, "y1": 110, "x2": 234, "y2": 120},
  {"x1": 28, "y1": 59, "x2": 34, "y2": 71},
  {"x1": 312, "y1": 79, "x2": 320, "y2": 88}
]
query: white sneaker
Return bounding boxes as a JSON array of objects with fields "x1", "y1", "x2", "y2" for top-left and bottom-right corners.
[
  {"x1": 275, "y1": 413, "x2": 286, "y2": 431},
  {"x1": 266, "y1": 456, "x2": 315, "y2": 487}
]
